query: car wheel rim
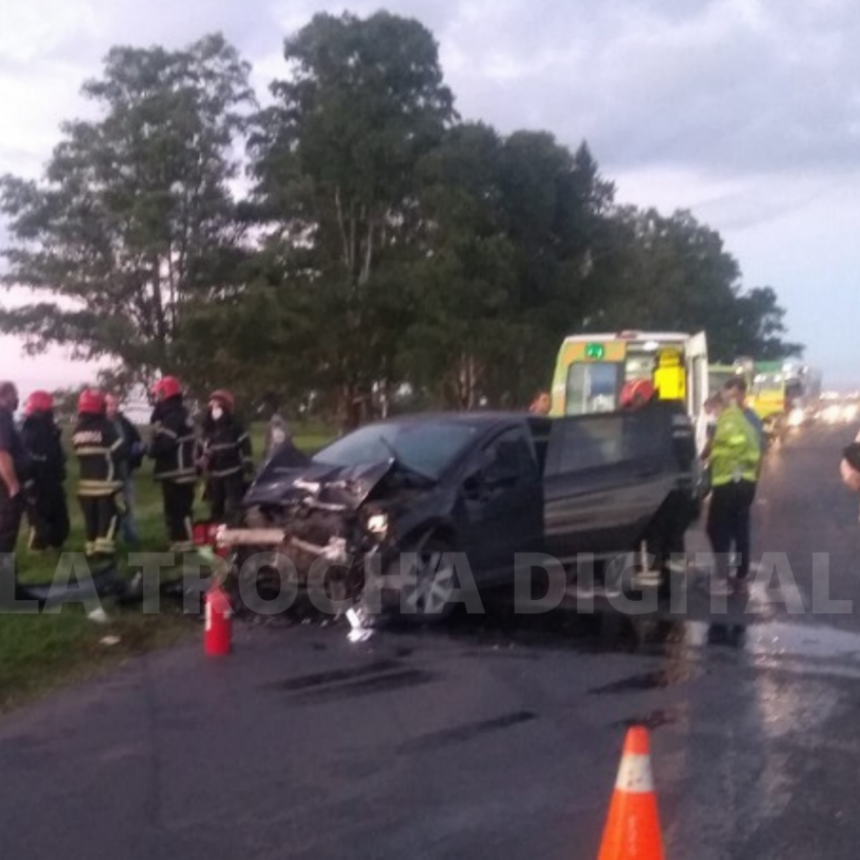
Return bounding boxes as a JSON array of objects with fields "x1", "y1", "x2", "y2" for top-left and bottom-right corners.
[{"x1": 404, "y1": 550, "x2": 455, "y2": 615}]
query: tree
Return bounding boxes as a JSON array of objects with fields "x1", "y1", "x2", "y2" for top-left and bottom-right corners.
[
  {"x1": 492, "y1": 133, "x2": 617, "y2": 403},
  {"x1": 248, "y1": 11, "x2": 456, "y2": 428},
  {"x1": 728, "y1": 286, "x2": 803, "y2": 361},
  {"x1": 0, "y1": 33, "x2": 255, "y2": 387},
  {"x1": 400, "y1": 123, "x2": 518, "y2": 408},
  {"x1": 585, "y1": 206, "x2": 801, "y2": 362}
]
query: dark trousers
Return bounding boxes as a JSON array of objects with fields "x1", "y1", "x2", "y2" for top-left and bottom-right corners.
[
  {"x1": 207, "y1": 473, "x2": 247, "y2": 526},
  {"x1": 28, "y1": 484, "x2": 70, "y2": 551},
  {"x1": 79, "y1": 493, "x2": 120, "y2": 556},
  {"x1": 707, "y1": 480, "x2": 756, "y2": 580},
  {"x1": 647, "y1": 489, "x2": 693, "y2": 570},
  {"x1": 161, "y1": 481, "x2": 195, "y2": 551},
  {"x1": 0, "y1": 491, "x2": 24, "y2": 588}
]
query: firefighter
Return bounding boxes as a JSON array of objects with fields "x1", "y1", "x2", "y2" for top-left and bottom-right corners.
[
  {"x1": 619, "y1": 378, "x2": 659, "y2": 411},
  {"x1": 105, "y1": 394, "x2": 145, "y2": 550},
  {"x1": 199, "y1": 389, "x2": 253, "y2": 525},
  {"x1": 148, "y1": 376, "x2": 197, "y2": 552},
  {"x1": 21, "y1": 391, "x2": 69, "y2": 551},
  {"x1": 72, "y1": 389, "x2": 124, "y2": 559}
]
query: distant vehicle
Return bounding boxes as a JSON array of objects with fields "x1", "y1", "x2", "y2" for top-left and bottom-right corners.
[
  {"x1": 817, "y1": 396, "x2": 858, "y2": 426},
  {"x1": 549, "y1": 330, "x2": 710, "y2": 452},
  {"x1": 744, "y1": 360, "x2": 823, "y2": 440},
  {"x1": 708, "y1": 364, "x2": 743, "y2": 396},
  {"x1": 218, "y1": 409, "x2": 699, "y2": 622}
]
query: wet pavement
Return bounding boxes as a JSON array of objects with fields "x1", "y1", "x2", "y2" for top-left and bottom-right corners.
[{"x1": 2, "y1": 423, "x2": 860, "y2": 859}]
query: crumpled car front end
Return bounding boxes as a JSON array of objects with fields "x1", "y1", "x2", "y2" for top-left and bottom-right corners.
[{"x1": 218, "y1": 454, "x2": 411, "y2": 611}]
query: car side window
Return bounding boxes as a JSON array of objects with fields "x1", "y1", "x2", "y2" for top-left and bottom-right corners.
[
  {"x1": 556, "y1": 415, "x2": 630, "y2": 473},
  {"x1": 476, "y1": 427, "x2": 536, "y2": 482}
]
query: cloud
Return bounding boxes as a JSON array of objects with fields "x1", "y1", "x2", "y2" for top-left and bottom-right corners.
[
  {"x1": 0, "y1": 0, "x2": 858, "y2": 384},
  {"x1": 423, "y1": 0, "x2": 860, "y2": 177},
  {"x1": 3, "y1": 0, "x2": 858, "y2": 180}
]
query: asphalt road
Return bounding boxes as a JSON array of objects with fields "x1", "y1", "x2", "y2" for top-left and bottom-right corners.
[{"x1": 3, "y1": 421, "x2": 860, "y2": 860}]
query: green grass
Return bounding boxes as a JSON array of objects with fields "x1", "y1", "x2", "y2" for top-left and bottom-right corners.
[{"x1": 0, "y1": 424, "x2": 334, "y2": 713}]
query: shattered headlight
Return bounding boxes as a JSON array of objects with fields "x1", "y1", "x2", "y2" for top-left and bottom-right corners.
[{"x1": 366, "y1": 512, "x2": 389, "y2": 537}]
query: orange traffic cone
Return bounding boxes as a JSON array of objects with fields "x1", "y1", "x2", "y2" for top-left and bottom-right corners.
[{"x1": 598, "y1": 726, "x2": 664, "y2": 860}]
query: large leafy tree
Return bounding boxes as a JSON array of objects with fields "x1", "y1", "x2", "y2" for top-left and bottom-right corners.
[
  {"x1": 0, "y1": 14, "x2": 802, "y2": 416},
  {"x1": 727, "y1": 286, "x2": 802, "y2": 361},
  {"x1": 0, "y1": 33, "x2": 255, "y2": 386},
  {"x1": 402, "y1": 123, "x2": 518, "y2": 408},
  {"x1": 248, "y1": 11, "x2": 456, "y2": 428},
  {"x1": 493, "y1": 135, "x2": 617, "y2": 402}
]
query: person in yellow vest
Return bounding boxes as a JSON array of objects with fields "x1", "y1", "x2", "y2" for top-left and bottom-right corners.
[{"x1": 702, "y1": 381, "x2": 762, "y2": 596}]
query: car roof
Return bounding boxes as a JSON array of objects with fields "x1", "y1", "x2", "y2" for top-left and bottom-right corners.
[{"x1": 365, "y1": 411, "x2": 531, "y2": 428}]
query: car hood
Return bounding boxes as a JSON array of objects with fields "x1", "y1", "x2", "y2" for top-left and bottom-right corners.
[{"x1": 244, "y1": 457, "x2": 396, "y2": 510}]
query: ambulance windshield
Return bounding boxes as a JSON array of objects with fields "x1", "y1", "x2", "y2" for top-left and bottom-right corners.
[
  {"x1": 565, "y1": 363, "x2": 622, "y2": 414},
  {"x1": 564, "y1": 346, "x2": 665, "y2": 415}
]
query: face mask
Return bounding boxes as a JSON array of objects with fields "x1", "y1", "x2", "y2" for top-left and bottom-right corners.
[{"x1": 211, "y1": 406, "x2": 224, "y2": 421}]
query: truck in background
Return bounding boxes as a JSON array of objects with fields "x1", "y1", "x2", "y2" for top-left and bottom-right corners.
[{"x1": 740, "y1": 359, "x2": 823, "y2": 441}]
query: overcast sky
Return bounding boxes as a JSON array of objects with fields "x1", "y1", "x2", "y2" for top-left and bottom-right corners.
[{"x1": 1, "y1": 0, "x2": 859, "y2": 391}]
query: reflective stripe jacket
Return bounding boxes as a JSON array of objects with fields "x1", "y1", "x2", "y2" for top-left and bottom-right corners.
[
  {"x1": 201, "y1": 415, "x2": 252, "y2": 479},
  {"x1": 21, "y1": 414, "x2": 66, "y2": 486},
  {"x1": 710, "y1": 405, "x2": 761, "y2": 487},
  {"x1": 148, "y1": 396, "x2": 197, "y2": 484},
  {"x1": 72, "y1": 414, "x2": 124, "y2": 496}
]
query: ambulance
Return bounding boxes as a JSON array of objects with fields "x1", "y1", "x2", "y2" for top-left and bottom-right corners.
[{"x1": 550, "y1": 330, "x2": 710, "y2": 451}]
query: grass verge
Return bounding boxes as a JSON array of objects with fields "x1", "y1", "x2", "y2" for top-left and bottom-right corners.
[{"x1": 0, "y1": 426, "x2": 333, "y2": 714}]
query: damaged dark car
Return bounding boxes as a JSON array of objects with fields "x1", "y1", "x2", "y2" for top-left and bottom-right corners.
[{"x1": 219, "y1": 407, "x2": 701, "y2": 623}]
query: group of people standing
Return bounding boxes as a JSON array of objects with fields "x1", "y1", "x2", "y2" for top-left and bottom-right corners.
[{"x1": 0, "y1": 376, "x2": 257, "y2": 574}]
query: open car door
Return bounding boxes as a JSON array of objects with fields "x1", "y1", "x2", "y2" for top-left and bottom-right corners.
[
  {"x1": 541, "y1": 412, "x2": 678, "y2": 565},
  {"x1": 686, "y1": 330, "x2": 709, "y2": 454}
]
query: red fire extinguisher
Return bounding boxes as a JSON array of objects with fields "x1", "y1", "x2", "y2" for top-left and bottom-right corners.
[{"x1": 204, "y1": 582, "x2": 232, "y2": 656}]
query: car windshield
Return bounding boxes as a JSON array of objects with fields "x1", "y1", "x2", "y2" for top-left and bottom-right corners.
[{"x1": 312, "y1": 420, "x2": 479, "y2": 480}]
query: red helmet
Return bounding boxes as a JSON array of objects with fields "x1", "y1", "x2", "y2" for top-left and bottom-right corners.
[
  {"x1": 78, "y1": 389, "x2": 106, "y2": 415},
  {"x1": 151, "y1": 376, "x2": 182, "y2": 401},
  {"x1": 620, "y1": 379, "x2": 656, "y2": 410},
  {"x1": 24, "y1": 390, "x2": 54, "y2": 416},
  {"x1": 209, "y1": 389, "x2": 234, "y2": 412}
]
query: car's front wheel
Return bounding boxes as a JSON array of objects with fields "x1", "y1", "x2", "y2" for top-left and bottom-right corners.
[
  {"x1": 358, "y1": 536, "x2": 459, "y2": 626},
  {"x1": 398, "y1": 538, "x2": 459, "y2": 623}
]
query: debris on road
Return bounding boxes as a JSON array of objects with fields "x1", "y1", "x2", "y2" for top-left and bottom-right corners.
[{"x1": 346, "y1": 608, "x2": 373, "y2": 643}]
